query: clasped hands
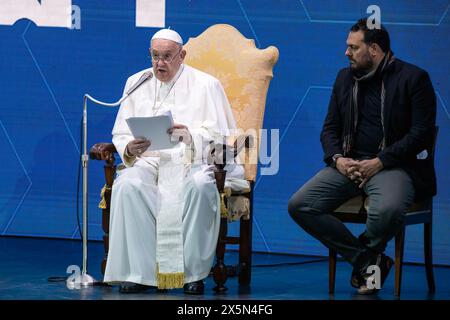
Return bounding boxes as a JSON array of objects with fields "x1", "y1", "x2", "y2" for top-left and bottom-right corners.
[
  {"x1": 126, "y1": 123, "x2": 192, "y2": 157},
  {"x1": 335, "y1": 157, "x2": 384, "y2": 188}
]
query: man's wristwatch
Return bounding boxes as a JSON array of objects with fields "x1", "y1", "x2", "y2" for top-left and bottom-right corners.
[{"x1": 330, "y1": 153, "x2": 343, "y2": 168}]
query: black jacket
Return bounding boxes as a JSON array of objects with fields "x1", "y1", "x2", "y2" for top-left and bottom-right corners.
[{"x1": 320, "y1": 58, "x2": 437, "y2": 201}]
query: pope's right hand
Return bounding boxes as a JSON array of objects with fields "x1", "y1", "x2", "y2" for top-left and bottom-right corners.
[{"x1": 126, "y1": 138, "x2": 151, "y2": 157}]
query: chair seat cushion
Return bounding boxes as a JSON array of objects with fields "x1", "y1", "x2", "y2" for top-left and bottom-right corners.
[
  {"x1": 223, "y1": 177, "x2": 251, "y2": 222},
  {"x1": 332, "y1": 195, "x2": 432, "y2": 225},
  {"x1": 215, "y1": 176, "x2": 251, "y2": 222},
  {"x1": 334, "y1": 196, "x2": 431, "y2": 214},
  {"x1": 226, "y1": 195, "x2": 250, "y2": 221}
]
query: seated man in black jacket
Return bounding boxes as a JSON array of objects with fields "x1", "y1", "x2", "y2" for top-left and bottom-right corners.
[{"x1": 288, "y1": 18, "x2": 436, "y2": 295}]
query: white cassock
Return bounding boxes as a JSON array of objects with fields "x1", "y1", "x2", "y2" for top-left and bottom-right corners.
[{"x1": 103, "y1": 64, "x2": 246, "y2": 288}]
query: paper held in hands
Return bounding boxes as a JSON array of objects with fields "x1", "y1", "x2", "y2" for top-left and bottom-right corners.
[{"x1": 125, "y1": 111, "x2": 179, "y2": 151}]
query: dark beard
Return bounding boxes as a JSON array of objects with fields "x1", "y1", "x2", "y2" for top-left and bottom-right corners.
[{"x1": 350, "y1": 56, "x2": 374, "y2": 78}]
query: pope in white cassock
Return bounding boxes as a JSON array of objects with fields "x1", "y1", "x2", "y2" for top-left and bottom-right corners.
[{"x1": 103, "y1": 29, "x2": 245, "y2": 294}]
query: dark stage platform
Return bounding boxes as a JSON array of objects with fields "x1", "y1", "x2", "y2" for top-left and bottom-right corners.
[{"x1": 0, "y1": 236, "x2": 449, "y2": 301}]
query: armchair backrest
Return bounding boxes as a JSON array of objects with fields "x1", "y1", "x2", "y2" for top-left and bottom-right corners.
[{"x1": 183, "y1": 24, "x2": 279, "y2": 181}]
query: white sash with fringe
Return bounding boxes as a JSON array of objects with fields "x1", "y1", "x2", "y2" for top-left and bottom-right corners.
[{"x1": 155, "y1": 149, "x2": 186, "y2": 288}]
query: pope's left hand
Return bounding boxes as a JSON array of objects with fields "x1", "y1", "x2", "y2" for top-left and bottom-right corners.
[{"x1": 168, "y1": 123, "x2": 192, "y2": 144}]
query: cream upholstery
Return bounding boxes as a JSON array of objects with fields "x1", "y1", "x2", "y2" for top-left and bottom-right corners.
[
  {"x1": 184, "y1": 24, "x2": 279, "y2": 181},
  {"x1": 182, "y1": 24, "x2": 279, "y2": 289}
]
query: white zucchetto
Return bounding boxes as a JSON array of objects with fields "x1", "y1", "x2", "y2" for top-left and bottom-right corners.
[{"x1": 151, "y1": 28, "x2": 183, "y2": 45}]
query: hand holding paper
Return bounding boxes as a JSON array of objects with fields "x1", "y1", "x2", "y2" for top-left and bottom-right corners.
[
  {"x1": 125, "y1": 111, "x2": 179, "y2": 151},
  {"x1": 168, "y1": 123, "x2": 192, "y2": 145},
  {"x1": 126, "y1": 138, "x2": 151, "y2": 157}
]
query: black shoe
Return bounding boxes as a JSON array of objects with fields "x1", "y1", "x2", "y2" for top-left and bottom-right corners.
[
  {"x1": 350, "y1": 269, "x2": 365, "y2": 289},
  {"x1": 119, "y1": 283, "x2": 155, "y2": 294},
  {"x1": 357, "y1": 253, "x2": 393, "y2": 295},
  {"x1": 183, "y1": 280, "x2": 204, "y2": 295},
  {"x1": 351, "y1": 250, "x2": 376, "y2": 289}
]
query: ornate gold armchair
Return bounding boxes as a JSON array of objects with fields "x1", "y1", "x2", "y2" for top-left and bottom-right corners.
[{"x1": 90, "y1": 24, "x2": 279, "y2": 292}]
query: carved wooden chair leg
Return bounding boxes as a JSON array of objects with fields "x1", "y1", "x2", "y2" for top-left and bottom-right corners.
[
  {"x1": 329, "y1": 249, "x2": 337, "y2": 294},
  {"x1": 238, "y1": 216, "x2": 252, "y2": 286},
  {"x1": 101, "y1": 158, "x2": 115, "y2": 275},
  {"x1": 394, "y1": 228, "x2": 405, "y2": 297},
  {"x1": 424, "y1": 222, "x2": 436, "y2": 293},
  {"x1": 213, "y1": 217, "x2": 228, "y2": 293},
  {"x1": 101, "y1": 228, "x2": 109, "y2": 275}
]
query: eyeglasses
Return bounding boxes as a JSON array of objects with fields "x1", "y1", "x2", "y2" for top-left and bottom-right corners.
[{"x1": 150, "y1": 48, "x2": 182, "y2": 63}]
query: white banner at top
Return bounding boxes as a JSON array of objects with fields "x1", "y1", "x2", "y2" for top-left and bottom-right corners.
[
  {"x1": 0, "y1": 0, "x2": 72, "y2": 28},
  {"x1": 136, "y1": 0, "x2": 165, "y2": 28}
]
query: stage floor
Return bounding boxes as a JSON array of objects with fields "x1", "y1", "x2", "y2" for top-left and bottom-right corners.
[{"x1": 0, "y1": 236, "x2": 449, "y2": 300}]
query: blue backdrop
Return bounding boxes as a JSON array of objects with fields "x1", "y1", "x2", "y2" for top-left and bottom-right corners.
[{"x1": 0, "y1": 0, "x2": 449, "y2": 265}]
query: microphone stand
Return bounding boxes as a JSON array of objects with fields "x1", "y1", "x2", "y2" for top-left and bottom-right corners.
[
  {"x1": 77, "y1": 94, "x2": 128, "y2": 287},
  {"x1": 78, "y1": 71, "x2": 152, "y2": 287}
]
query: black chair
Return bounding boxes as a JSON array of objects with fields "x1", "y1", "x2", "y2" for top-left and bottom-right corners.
[{"x1": 329, "y1": 127, "x2": 438, "y2": 296}]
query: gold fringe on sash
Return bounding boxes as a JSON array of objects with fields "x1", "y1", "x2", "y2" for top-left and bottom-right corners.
[{"x1": 156, "y1": 264, "x2": 185, "y2": 289}]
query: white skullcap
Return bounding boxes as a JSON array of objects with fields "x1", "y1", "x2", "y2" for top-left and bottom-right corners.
[{"x1": 151, "y1": 28, "x2": 183, "y2": 45}]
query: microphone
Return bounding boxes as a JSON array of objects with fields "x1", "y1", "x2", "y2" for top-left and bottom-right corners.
[
  {"x1": 84, "y1": 70, "x2": 154, "y2": 107},
  {"x1": 125, "y1": 70, "x2": 154, "y2": 96},
  {"x1": 78, "y1": 69, "x2": 153, "y2": 287}
]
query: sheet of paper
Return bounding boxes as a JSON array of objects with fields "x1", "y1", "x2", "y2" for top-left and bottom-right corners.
[{"x1": 125, "y1": 111, "x2": 178, "y2": 151}]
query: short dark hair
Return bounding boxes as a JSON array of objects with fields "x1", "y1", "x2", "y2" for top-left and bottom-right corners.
[{"x1": 350, "y1": 18, "x2": 390, "y2": 53}]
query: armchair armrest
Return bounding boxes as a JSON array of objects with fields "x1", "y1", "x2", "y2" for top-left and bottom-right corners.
[
  {"x1": 89, "y1": 143, "x2": 117, "y2": 162},
  {"x1": 209, "y1": 135, "x2": 253, "y2": 169},
  {"x1": 90, "y1": 143, "x2": 117, "y2": 211},
  {"x1": 233, "y1": 134, "x2": 253, "y2": 157},
  {"x1": 208, "y1": 134, "x2": 253, "y2": 194}
]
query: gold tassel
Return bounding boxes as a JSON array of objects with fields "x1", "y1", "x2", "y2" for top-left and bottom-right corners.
[
  {"x1": 220, "y1": 187, "x2": 232, "y2": 218},
  {"x1": 156, "y1": 264, "x2": 185, "y2": 289},
  {"x1": 98, "y1": 185, "x2": 110, "y2": 209},
  {"x1": 220, "y1": 193, "x2": 228, "y2": 218}
]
